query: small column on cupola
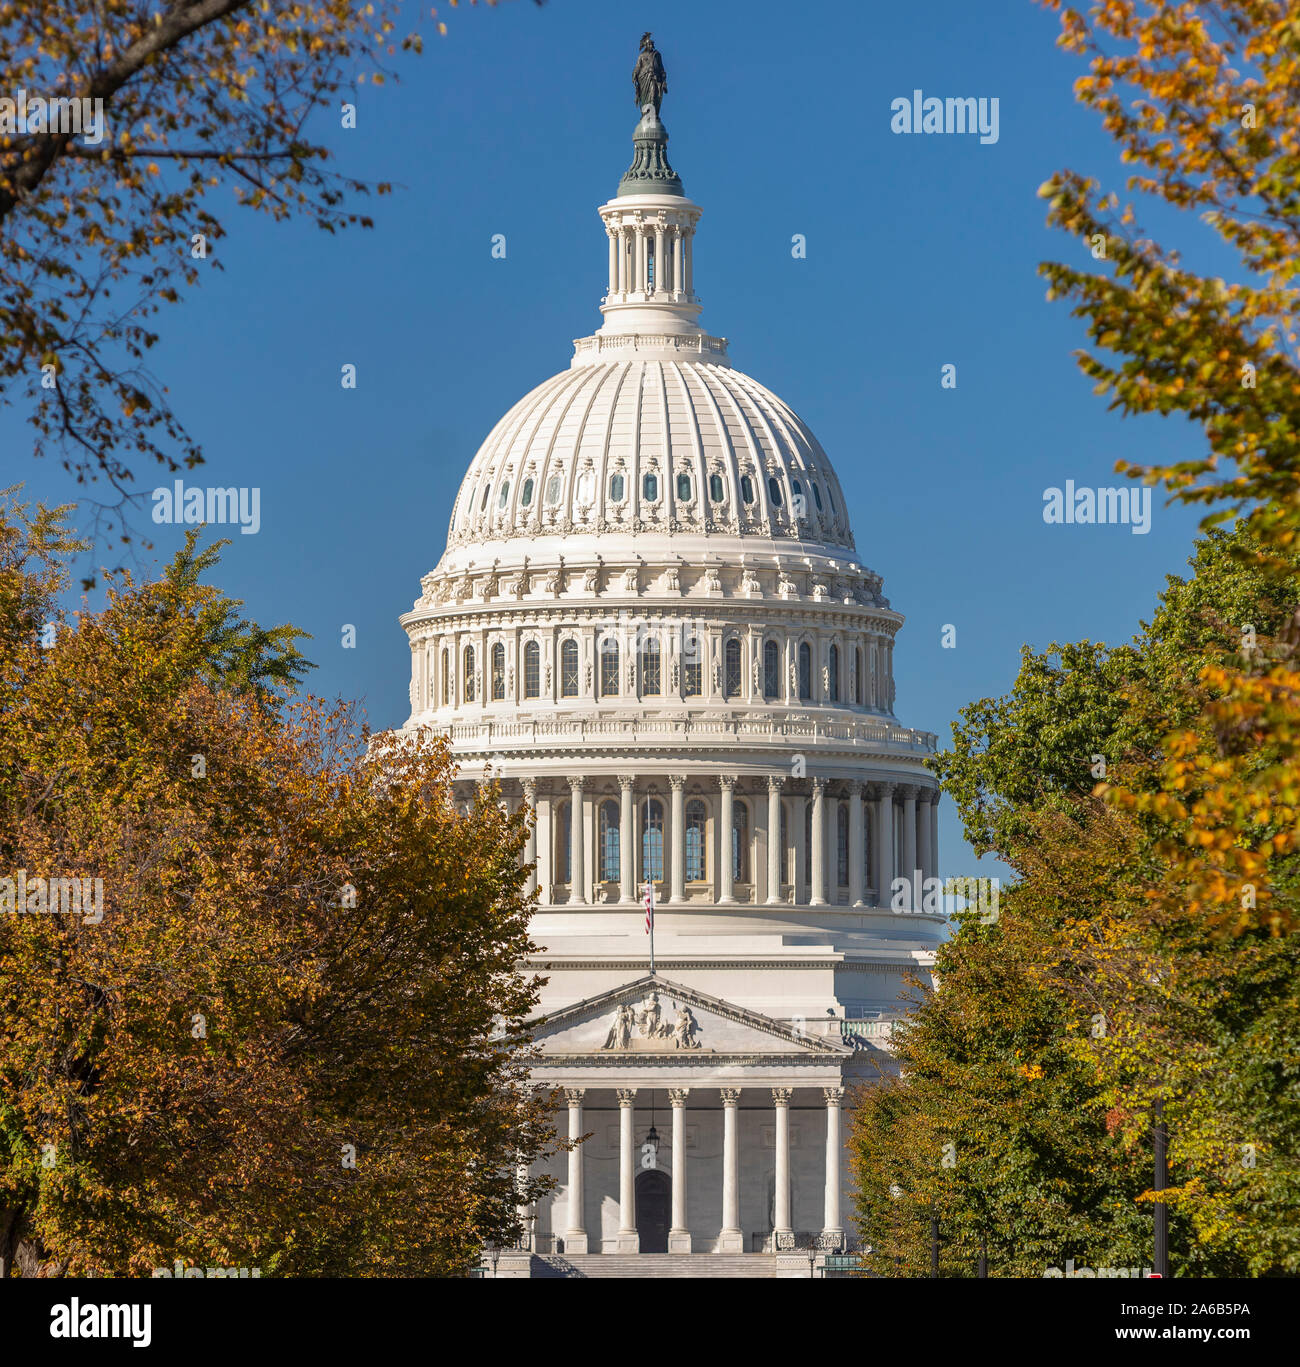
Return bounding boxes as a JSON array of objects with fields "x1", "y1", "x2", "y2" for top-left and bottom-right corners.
[{"x1": 596, "y1": 33, "x2": 704, "y2": 339}]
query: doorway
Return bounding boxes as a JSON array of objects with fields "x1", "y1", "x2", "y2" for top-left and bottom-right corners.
[{"x1": 635, "y1": 1169, "x2": 671, "y2": 1253}]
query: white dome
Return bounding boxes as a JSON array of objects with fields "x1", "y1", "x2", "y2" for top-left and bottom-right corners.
[{"x1": 447, "y1": 351, "x2": 854, "y2": 556}]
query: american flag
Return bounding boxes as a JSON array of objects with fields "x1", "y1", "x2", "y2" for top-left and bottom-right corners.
[{"x1": 644, "y1": 878, "x2": 654, "y2": 935}]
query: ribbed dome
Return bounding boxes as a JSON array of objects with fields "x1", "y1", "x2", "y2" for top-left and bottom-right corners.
[{"x1": 447, "y1": 356, "x2": 854, "y2": 554}]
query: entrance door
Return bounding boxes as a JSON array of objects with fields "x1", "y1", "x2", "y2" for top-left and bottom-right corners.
[{"x1": 635, "y1": 1169, "x2": 671, "y2": 1253}]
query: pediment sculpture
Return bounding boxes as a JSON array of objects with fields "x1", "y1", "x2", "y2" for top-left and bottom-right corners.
[{"x1": 602, "y1": 991, "x2": 700, "y2": 1051}]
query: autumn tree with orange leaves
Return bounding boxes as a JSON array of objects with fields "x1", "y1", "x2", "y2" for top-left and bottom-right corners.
[
  {"x1": 0, "y1": 495, "x2": 556, "y2": 1276},
  {"x1": 853, "y1": 1, "x2": 1300, "y2": 1275}
]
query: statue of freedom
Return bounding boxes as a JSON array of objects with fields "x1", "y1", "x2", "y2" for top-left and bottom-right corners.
[{"x1": 633, "y1": 32, "x2": 667, "y2": 115}]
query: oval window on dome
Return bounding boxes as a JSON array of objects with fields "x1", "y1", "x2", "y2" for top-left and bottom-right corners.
[
  {"x1": 480, "y1": 485, "x2": 490, "y2": 511},
  {"x1": 768, "y1": 476, "x2": 784, "y2": 508},
  {"x1": 709, "y1": 473, "x2": 724, "y2": 503},
  {"x1": 643, "y1": 472, "x2": 659, "y2": 501},
  {"x1": 497, "y1": 481, "x2": 510, "y2": 509},
  {"x1": 577, "y1": 470, "x2": 595, "y2": 503},
  {"x1": 676, "y1": 473, "x2": 692, "y2": 502},
  {"x1": 609, "y1": 473, "x2": 625, "y2": 502},
  {"x1": 546, "y1": 475, "x2": 562, "y2": 506},
  {"x1": 812, "y1": 483, "x2": 823, "y2": 512},
  {"x1": 827, "y1": 486, "x2": 836, "y2": 514},
  {"x1": 740, "y1": 475, "x2": 754, "y2": 504},
  {"x1": 521, "y1": 477, "x2": 534, "y2": 507}
]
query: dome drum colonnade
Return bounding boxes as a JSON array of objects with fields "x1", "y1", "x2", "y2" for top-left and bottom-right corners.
[{"x1": 398, "y1": 41, "x2": 943, "y2": 1268}]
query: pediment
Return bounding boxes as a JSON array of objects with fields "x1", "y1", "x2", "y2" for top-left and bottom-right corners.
[{"x1": 529, "y1": 975, "x2": 849, "y2": 1059}]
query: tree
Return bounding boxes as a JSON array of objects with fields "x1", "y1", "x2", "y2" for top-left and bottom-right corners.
[
  {"x1": 0, "y1": 0, "x2": 532, "y2": 545},
  {"x1": 0, "y1": 492, "x2": 556, "y2": 1275}
]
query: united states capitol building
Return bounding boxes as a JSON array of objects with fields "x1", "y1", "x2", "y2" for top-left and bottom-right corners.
[{"x1": 398, "y1": 37, "x2": 944, "y2": 1277}]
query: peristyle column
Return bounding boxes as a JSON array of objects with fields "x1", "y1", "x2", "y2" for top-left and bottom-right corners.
[
  {"x1": 668, "y1": 1088, "x2": 691, "y2": 1252},
  {"x1": 521, "y1": 778, "x2": 538, "y2": 898},
  {"x1": 564, "y1": 1087, "x2": 588, "y2": 1253},
  {"x1": 822, "y1": 1087, "x2": 845, "y2": 1245},
  {"x1": 718, "y1": 775, "x2": 736, "y2": 904},
  {"x1": 718, "y1": 1087, "x2": 743, "y2": 1252},
  {"x1": 772, "y1": 1088, "x2": 793, "y2": 1245},
  {"x1": 568, "y1": 776, "x2": 585, "y2": 905},
  {"x1": 617, "y1": 1088, "x2": 639, "y2": 1252},
  {"x1": 669, "y1": 774, "x2": 686, "y2": 903},
  {"x1": 848, "y1": 780, "x2": 865, "y2": 907},
  {"x1": 810, "y1": 776, "x2": 827, "y2": 906},
  {"x1": 766, "y1": 776, "x2": 785, "y2": 905},
  {"x1": 619, "y1": 776, "x2": 635, "y2": 904},
  {"x1": 900, "y1": 786, "x2": 917, "y2": 909}
]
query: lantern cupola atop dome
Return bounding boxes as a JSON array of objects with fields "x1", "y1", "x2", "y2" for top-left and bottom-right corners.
[{"x1": 581, "y1": 33, "x2": 721, "y2": 360}]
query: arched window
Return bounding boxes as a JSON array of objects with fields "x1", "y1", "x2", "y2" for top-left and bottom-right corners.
[
  {"x1": 764, "y1": 640, "x2": 780, "y2": 699},
  {"x1": 837, "y1": 802, "x2": 849, "y2": 887},
  {"x1": 524, "y1": 641, "x2": 540, "y2": 698},
  {"x1": 732, "y1": 801, "x2": 749, "y2": 883},
  {"x1": 740, "y1": 474, "x2": 755, "y2": 504},
  {"x1": 642, "y1": 798, "x2": 664, "y2": 883},
  {"x1": 643, "y1": 472, "x2": 659, "y2": 501},
  {"x1": 480, "y1": 485, "x2": 490, "y2": 511},
  {"x1": 491, "y1": 642, "x2": 506, "y2": 700},
  {"x1": 709, "y1": 472, "x2": 724, "y2": 503},
  {"x1": 798, "y1": 642, "x2": 812, "y2": 700},
  {"x1": 577, "y1": 470, "x2": 595, "y2": 503},
  {"x1": 545, "y1": 475, "x2": 562, "y2": 505},
  {"x1": 767, "y1": 476, "x2": 784, "y2": 508},
  {"x1": 682, "y1": 627, "x2": 702, "y2": 697},
  {"x1": 685, "y1": 799, "x2": 707, "y2": 881},
  {"x1": 600, "y1": 637, "x2": 620, "y2": 697},
  {"x1": 463, "y1": 645, "x2": 476, "y2": 702},
  {"x1": 521, "y1": 477, "x2": 534, "y2": 507},
  {"x1": 497, "y1": 481, "x2": 510, "y2": 509},
  {"x1": 812, "y1": 483, "x2": 823, "y2": 512},
  {"x1": 640, "y1": 637, "x2": 662, "y2": 696},
  {"x1": 441, "y1": 648, "x2": 449, "y2": 705},
  {"x1": 828, "y1": 644, "x2": 840, "y2": 702},
  {"x1": 559, "y1": 803, "x2": 571, "y2": 883},
  {"x1": 609, "y1": 473, "x2": 625, "y2": 501},
  {"x1": 724, "y1": 638, "x2": 742, "y2": 699},
  {"x1": 791, "y1": 478, "x2": 803, "y2": 511},
  {"x1": 853, "y1": 647, "x2": 862, "y2": 705},
  {"x1": 600, "y1": 800, "x2": 620, "y2": 883},
  {"x1": 561, "y1": 639, "x2": 579, "y2": 697},
  {"x1": 676, "y1": 473, "x2": 692, "y2": 502},
  {"x1": 827, "y1": 486, "x2": 836, "y2": 514}
]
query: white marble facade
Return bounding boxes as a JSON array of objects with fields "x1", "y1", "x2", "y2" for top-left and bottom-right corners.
[{"x1": 397, "y1": 97, "x2": 943, "y2": 1270}]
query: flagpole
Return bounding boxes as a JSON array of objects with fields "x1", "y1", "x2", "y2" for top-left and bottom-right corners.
[{"x1": 645, "y1": 792, "x2": 655, "y2": 977}]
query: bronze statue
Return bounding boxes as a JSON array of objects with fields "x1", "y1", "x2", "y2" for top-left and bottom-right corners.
[{"x1": 633, "y1": 32, "x2": 667, "y2": 115}]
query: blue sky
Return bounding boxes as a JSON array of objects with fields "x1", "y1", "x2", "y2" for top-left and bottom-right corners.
[{"x1": 9, "y1": 0, "x2": 1229, "y2": 880}]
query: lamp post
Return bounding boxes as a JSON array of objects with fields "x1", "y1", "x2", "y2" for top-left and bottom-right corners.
[{"x1": 1153, "y1": 1096, "x2": 1169, "y2": 1278}]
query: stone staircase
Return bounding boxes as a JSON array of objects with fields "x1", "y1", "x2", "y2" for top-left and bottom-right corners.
[{"x1": 527, "y1": 1253, "x2": 804, "y2": 1279}]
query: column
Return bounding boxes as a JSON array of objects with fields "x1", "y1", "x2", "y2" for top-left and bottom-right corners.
[
  {"x1": 564, "y1": 1087, "x2": 588, "y2": 1253},
  {"x1": 874, "y1": 782, "x2": 895, "y2": 909},
  {"x1": 669, "y1": 774, "x2": 686, "y2": 904},
  {"x1": 617, "y1": 1088, "x2": 639, "y2": 1252},
  {"x1": 917, "y1": 789, "x2": 933, "y2": 895},
  {"x1": 668, "y1": 1088, "x2": 691, "y2": 1252},
  {"x1": 607, "y1": 228, "x2": 618, "y2": 296},
  {"x1": 516, "y1": 1154, "x2": 532, "y2": 1252},
  {"x1": 684, "y1": 229, "x2": 693, "y2": 294},
  {"x1": 772, "y1": 1088, "x2": 793, "y2": 1245},
  {"x1": 929, "y1": 790, "x2": 940, "y2": 887},
  {"x1": 619, "y1": 776, "x2": 636, "y2": 904},
  {"x1": 718, "y1": 775, "x2": 736, "y2": 904},
  {"x1": 672, "y1": 227, "x2": 683, "y2": 296},
  {"x1": 654, "y1": 225, "x2": 665, "y2": 293},
  {"x1": 636, "y1": 229, "x2": 647, "y2": 294},
  {"x1": 521, "y1": 778, "x2": 538, "y2": 898},
  {"x1": 791, "y1": 792, "x2": 807, "y2": 905},
  {"x1": 848, "y1": 780, "x2": 865, "y2": 908},
  {"x1": 569, "y1": 776, "x2": 585, "y2": 905},
  {"x1": 822, "y1": 1087, "x2": 845, "y2": 1244},
  {"x1": 537, "y1": 786, "x2": 553, "y2": 904},
  {"x1": 766, "y1": 776, "x2": 784, "y2": 905},
  {"x1": 718, "y1": 1087, "x2": 743, "y2": 1252},
  {"x1": 900, "y1": 786, "x2": 917, "y2": 910},
  {"x1": 810, "y1": 776, "x2": 827, "y2": 906}
]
